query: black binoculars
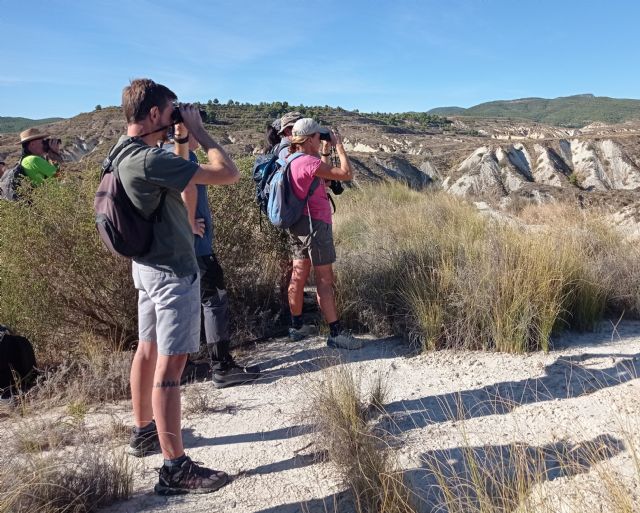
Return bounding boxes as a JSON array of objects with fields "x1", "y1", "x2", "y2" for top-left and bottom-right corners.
[
  {"x1": 43, "y1": 138, "x2": 62, "y2": 152},
  {"x1": 319, "y1": 131, "x2": 332, "y2": 142},
  {"x1": 171, "y1": 105, "x2": 207, "y2": 124},
  {"x1": 329, "y1": 180, "x2": 344, "y2": 195}
]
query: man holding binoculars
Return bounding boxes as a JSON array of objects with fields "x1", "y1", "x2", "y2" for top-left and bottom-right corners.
[
  {"x1": 19, "y1": 128, "x2": 63, "y2": 185},
  {"x1": 119, "y1": 78, "x2": 238, "y2": 495}
]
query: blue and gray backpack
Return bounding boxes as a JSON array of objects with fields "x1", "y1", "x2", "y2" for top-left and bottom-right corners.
[{"x1": 252, "y1": 146, "x2": 319, "y2": 229}]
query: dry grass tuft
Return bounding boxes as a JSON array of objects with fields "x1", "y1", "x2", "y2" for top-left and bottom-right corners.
[
  {"x1": 20, "y1": 341, "x2": 132, "y2": 411},
  {"x1": 183, "y1": 384, "x2": 220, "y2": 417},
  {"x1": 0, "y1": 447, "x2": 133, "y2": 513},
  {"x1": 422, "y1": 433, "x2": 627, "y2": 513},
  {"x1": 310, "y1": 366, "x2": 415, "y2": 513}
]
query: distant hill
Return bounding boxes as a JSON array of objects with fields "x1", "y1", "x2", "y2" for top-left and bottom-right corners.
[
  {"x1": 427, "y1": 94, "x2": 640, "y2": 127},
  {"x1": 0, "y1": 116, "x2": 65, "y2": 134}
]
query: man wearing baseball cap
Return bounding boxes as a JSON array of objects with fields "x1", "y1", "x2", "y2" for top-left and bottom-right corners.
[
  {"x1": 19, "y1": 128, "x2": 62, "y2": 186},
  {"x1": 275, "y1": 111, "x2": 302, "y2": 160}
]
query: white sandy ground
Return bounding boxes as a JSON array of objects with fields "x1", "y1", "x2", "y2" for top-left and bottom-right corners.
[{"x1": 17, "y1": 321, "x2": 640, "y2": 512}]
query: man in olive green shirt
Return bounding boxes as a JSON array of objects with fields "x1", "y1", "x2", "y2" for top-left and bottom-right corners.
[
  {"x1": 121, "y1": 78, "x2": 239, "y2": 496},
  {"x1": 18, "y1": 128, "x2": 62, "y2": 185}
]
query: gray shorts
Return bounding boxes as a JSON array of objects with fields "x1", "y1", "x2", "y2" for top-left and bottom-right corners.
[
  {"x1": 288, "y1": 216, "x2": 336, "y2": 266},
  {"x1": 132, "y1": 261, "x2": 201, "y2": 356}
]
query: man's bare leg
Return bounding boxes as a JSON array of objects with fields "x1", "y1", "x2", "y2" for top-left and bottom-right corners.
[
  {"x1": 152, "y1": 353, "x2": 188, "y2": 459},
  {"x1": 130, "y1": 340, "x2": 157, "y2": 427}
]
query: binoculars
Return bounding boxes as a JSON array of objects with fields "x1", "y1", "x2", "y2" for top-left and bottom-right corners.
[
  {"x1": 171, "y1": 105, "x2": 207, "y2": 124},
  {"x1": 43, "y1": 138, "x2": 62, "y2": 152}
]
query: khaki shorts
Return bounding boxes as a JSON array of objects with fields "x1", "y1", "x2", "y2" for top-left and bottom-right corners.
[
  {"x1": 132, "y1": 261, "x2": 201, "y2": 356},
  {"x1": 288, "y1": 216, "x2": 336, "y2": 266}
]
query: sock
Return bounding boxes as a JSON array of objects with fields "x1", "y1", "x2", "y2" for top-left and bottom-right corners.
[
  {"x1": 292, "y1": 315, "x2": 303, "y2": 330},
  {"x1": 329, "y1": 320, "x2": 341, "y2": 337},
  {"x1": 164, "y1": 454, "x2": 188, "y2": 468},
  {"x1": 134, "y1": 420, "x2": 156, "y2": 434}
]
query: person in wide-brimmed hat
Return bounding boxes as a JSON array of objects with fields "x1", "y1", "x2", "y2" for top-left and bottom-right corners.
[{"x1": 19, "y1": 127, "x2": 62, "y2": 186}]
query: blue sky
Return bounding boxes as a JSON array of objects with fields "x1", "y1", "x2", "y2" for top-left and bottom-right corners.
[{"x1": 1, "y1": 0, "x2": 638, "y2": 119}]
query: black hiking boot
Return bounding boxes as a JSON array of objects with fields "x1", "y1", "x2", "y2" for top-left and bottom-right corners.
[
  {"x1": 211, "y1": 358, "x2": 260, "y2": 389},
  {"x1": 127, "y1": 420, "x2": 160, "y2": 457},
  {"x1": 154, "y1": 456, "x2": 229, "y2": 495}
]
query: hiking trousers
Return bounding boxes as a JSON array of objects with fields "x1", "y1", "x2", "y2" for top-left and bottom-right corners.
[{"x1": 197, "y1": 254, "x2": 230, "y2": 359}]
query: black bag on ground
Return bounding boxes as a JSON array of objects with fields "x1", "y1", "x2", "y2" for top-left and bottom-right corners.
[
  {"x1": 94, "y1": 138, "x2": 167, "y2": 258},
  {"x1": 0, "y1": 159, "x2": 26, "y2": 201},
  {"x1": 0, "y1": 326, "x2": 37, "y2": 398}
]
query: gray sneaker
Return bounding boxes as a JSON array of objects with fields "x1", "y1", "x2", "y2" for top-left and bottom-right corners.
[
  {"x1": 327, "y1": 330, "x2": 364, "y2": 350},
  {"x1": 288, "y1": 324, "x2": 318, "y2": 341}
]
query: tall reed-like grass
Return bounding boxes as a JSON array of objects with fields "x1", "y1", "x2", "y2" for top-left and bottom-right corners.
[
  {"x1": 310, "y1": 365, "x2": 640, "y2": 513},
  {"x1": 334, "y1": 184, "x2": 640, "y2": 352},
  {"x1": 308, "y1": 366, "x2": 415, "y2": 513}
]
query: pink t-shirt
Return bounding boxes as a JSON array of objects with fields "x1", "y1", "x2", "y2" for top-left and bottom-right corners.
[{"x1": 289, "y1": 154, "x2": 333, "y2": 224}]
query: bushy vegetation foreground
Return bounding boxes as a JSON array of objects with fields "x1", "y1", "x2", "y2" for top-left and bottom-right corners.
[
  {"x1": 2, "y1": 171, "x2": 639, "y2": 365},
  {"x1": 0, "y1": 157, "x2": 286, "y2": 362}
]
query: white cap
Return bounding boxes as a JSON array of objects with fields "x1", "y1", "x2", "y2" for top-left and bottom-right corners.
[{"x1": 292, "y1": 118, "x2": 329, "y2": 137}]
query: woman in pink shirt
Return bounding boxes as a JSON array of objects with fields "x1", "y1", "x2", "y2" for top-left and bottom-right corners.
[{"x1": 286, "y1": 118, "x2": 363, "y2": 350}]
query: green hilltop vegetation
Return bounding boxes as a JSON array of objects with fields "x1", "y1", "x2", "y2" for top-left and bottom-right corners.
[
  {"x1": 189, "y1": 99, "x2": 451, "y2": 130},
  {"x1": 428, "y1": 94, "x2": 640, "y2": 127},
  {"x1": 0, "y1": 116, "x2": 65, "y2": 134}
]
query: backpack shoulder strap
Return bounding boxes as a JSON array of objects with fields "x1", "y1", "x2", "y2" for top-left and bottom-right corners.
[
  {"x1": 101, "y1": 137, "x2": 137, "y2": 174},
  {"x1": 106, "y1": 138, "x2": 141, "y2": 178},
  {"x1": 284, "y1": 152, "x2": 321, "y2": 199},
  {"x1": 274, "y1": 139, "x2": 291, "y2": 156}
]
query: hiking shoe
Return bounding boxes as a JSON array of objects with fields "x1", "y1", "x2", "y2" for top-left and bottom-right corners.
[
  {"x1": 210, "y1": 357, "x2": 260, "y2": 374},
  {"x1": 288, "y1": 324, "x2": 318, "y2": 341},
  {"x1": 327, "y1": 330, "x2": 365, "y2": 350},
  {"x1": 127, "y1": 420, "x2": 160, "y2": 457},
  {"x1": 154, "y1": 456, "x2": 229, "y2": 495},
  {"x1": 212, "y1": 361, "x2": 260, "y2": 389}
]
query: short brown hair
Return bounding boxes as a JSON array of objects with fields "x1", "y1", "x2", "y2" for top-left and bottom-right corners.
[{"x1": 122, "y1": 78, "x2": 177, "y2": 123}]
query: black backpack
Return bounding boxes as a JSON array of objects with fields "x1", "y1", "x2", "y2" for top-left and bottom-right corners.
[
  {"x1": 94, "y1": 138, "x2": 167, "y2": 258},
  {"x1": 0, "y1": 326, "x2": 37, "y2": 398},
  {"x1": 0, "y1": 158, "x2": 26, "y2": 201}
]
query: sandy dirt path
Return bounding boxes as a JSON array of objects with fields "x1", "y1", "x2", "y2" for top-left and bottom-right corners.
[{"x1": 99, "y1": 321, "x2": 640, "y2": 513}]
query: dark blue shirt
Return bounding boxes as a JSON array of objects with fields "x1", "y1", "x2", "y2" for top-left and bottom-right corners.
[{"x1": 162, "y1": 145, "x2": 213, "y2": 257}]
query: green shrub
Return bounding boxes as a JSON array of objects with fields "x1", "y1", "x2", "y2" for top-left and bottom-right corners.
[
  {"x1": 0, "y1": 171, "x2": 136, "y2": 359},
  {"x1": 0, "y1": 157, "x2": 289, "y2": 362}
]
